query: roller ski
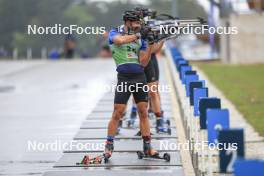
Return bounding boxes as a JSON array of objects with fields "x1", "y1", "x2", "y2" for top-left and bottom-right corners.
[
  {"x1": 156, "y1": 118, "x2": 171, "y2": 135},
  {"x1": 76, "y1": 154, "x2": 105, "y2": 165},
  {"x1": 137, "y1": 140, "x2": 170, "y2": 162},
  {"x1": 137, "y1": 151, "x2": 171, "y2": 162}
]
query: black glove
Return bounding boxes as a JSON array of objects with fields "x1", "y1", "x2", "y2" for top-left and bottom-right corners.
[
  {"x1": 140, "y1": 25, "x2": 151, "y2": 40},
  {"x1": 146, "y1": 32, "x2": 155, "y2": 45}
]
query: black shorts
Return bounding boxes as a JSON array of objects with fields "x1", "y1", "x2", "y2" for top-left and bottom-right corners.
[
  {"x1": 114, "y1": 72, "x2": 148, "y2": 104},
  {"x1": 144, "y1": 54, "x2": 159, "y2": 83}
]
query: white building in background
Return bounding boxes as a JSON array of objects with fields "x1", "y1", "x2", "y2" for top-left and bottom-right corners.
[
  {"x1": 220, "y1": 12, "x2": 264, "y2": 64},
  {"x1": 198, "y1": 0, "x2": 264, "y2": 64},
  {"x1": 220, "y1": 0, "x2": 264, "y2": 64}
]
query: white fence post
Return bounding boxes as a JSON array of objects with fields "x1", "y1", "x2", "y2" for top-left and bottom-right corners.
[
  {"x1": 13, "y1": 48, "x2": 18, "y2": 60},
  {"x1": 41, "y1": 47, "x2": 47, "y2": 59},
  {"x1": 27, "y1": 48, "x2": 32, "y2": 59}
]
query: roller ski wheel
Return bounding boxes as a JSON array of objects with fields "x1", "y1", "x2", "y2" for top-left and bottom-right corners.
[
  {"x1": 137, "y1": 151, "x2": 144, "y2": 159},
  {"x1": 76, "y1": 155, "x2": 90, "y2": 165},
  {"x1": 136, "y1": 151, "x2": 171, "y2": 162},
  {"x1": 103, "y1": 153, "x2": 110, "y2": 163},
  {"x1": 163, "y1": 153, "x2": 171, "y2": 162}
]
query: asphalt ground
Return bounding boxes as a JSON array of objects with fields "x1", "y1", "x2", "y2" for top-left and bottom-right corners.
[{"x1": 43, "y1": 59, "x2": 184, "y2": 176}]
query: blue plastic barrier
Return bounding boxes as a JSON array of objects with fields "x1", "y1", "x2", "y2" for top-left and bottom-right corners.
[
  {"x1": 177, "y1": 60, "x2": 188, "y2": 71},
  {"x1": 168, "y1": 47, "x2": 255, "y2": 175},
  {"x1": 193, "y1": 88, "x2": 208, "y2": 116},
  {"x1": 199, "y1": 97, "x2": 221, "y2": 129},
  {"x1": 189, "y1": 81, "x2": 205, "y2": 105},
  {"x1": 182, "y1": 70, "x2": 197, "y2": 84},
  {"x1": 170, "y1": 48, "x2": 182, "y2": 59},
  {"x1": 218, "y1": 129, "x2": 245, "y2": 173},
  {"x1": 178, "y1": 63, "x2": 189, "y2": 73},
  {"x1": 180, "y1": 66, "x2": 192, "y2": 82},
  {"x1": 174, "y1": 58, "x2": 184, "y2": 66},
  {"x1": 234, "y1": 159, "x2": 264, "y2": 176},
  {"x1": 179, "y1": 64, "x2": 189, "y2": 74},
  {"x1": 185, "y1": 75, "x2": 199, "y2": 97},
  {"x1": 207, "y1": 109, "x2": 230, "y2": 144}
]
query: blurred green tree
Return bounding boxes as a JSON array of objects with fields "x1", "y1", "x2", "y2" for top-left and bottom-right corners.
[{"x1": 0, "y1": 0, "x2": 206, "y2": 58}]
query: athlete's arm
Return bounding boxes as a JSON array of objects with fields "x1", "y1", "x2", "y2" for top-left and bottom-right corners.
[
  {"x1": 151, "y1": 41, "x2": 164, "y2": 54},
  {"x1": 112, "y1": 34, "x2": 138, "y2": 45},
  {"x1": 109, "y1": 28, "x2": 139, "y2": 45},
  {"x1": 139, "y1": 43, "x2": 154, "y2": 67}
]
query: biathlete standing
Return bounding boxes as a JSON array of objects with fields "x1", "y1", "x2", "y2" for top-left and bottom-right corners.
[
  {"x1": 103, "y1": 10, "x2": 159, "y2": 160},
  {"x1": 127, "y1": 7, "x2": 170, "y2": 134}
]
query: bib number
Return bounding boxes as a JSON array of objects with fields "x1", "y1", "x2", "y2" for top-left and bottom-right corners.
[{"x1": 126, "y1": 46, "x2": 137, "y2": 59}]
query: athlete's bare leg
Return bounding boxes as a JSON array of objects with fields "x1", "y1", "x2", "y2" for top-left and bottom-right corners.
[
  {"x1": 148, "y1": 81, "x2": 161, "y2": 115},
  {"x1": 107, "y1": 104, "x2": 127, "y2": 135},
  {"x1": 136, "y1": 102, "x2": 151, "y2": 136}
]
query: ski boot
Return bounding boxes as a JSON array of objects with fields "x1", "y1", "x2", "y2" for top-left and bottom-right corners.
[
  {"x1": 156, "y1": 118, "x2": 171, "y2": 135},
  {"x1": 103, "y1": 141, "x2": 114, "y2": 163}
]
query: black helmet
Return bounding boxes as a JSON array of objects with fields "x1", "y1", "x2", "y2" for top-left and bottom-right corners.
[
  {"x1": 123, "y1": 10, "x2": 140, "y2": 21},
  {"x1": 134, "y1": 7, "x2": 157, "y2": 18}
]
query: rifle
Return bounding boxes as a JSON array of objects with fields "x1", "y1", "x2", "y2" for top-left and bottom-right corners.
[{"x1": 134, "y1": 8, "x2": 207, "y2": 42}]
